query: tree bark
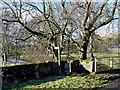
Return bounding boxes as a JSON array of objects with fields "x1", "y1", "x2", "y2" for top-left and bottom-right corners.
[
  {"x1": 89, "y1": 36, "x2": 94, "y2": 60},
  {"x1": 53, "y1": 48, "x2": 58, "y2": 60},
  {"x1": 81, "y1": 36, "x2": 89, "y2": 60},
  {"x1": 67, "y1": 39, "x2": 70, "y2": 58}
]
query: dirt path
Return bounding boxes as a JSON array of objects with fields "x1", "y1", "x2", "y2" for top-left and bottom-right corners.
[
  {"x1": 96, "y1": 69, "x2": 120, "y2": 89},
  {"x1": 96, "y1": 79, "x2": 120, "y2": 90},
  {"x1": 104, "y1": 79, "x2": 120, "y2": 88}
]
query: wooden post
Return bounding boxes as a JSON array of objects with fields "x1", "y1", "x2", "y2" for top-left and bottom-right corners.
[
  {"x1": 15, "y1": 39, "x2": 18, "y2": 64},
  {"x1": 3, "y1": 53, "x2": 6, "y2": 62},
  {"x1": 55, "y1": 46, "x2": 61, "y2": 74},
  {"x1": 54, "y1": 46, "x2": 60, "y2": 65},
  {"x1": 58, "y1": 34, "x2": 62, "y2": 74},
  {"x1": 110, "y1": 59, "x2": 113, "y2": 68},
  {"x1": 69, "y1": 61, "x2": 72, "y2": 74},
  {"x1": 0, "y1": 43, "x2": 3, "y2": 66},
  {"x1": 0, "y1": 46, "x2": 3, "y2": 67},
  {"x1": 94, "y1": 58, "x2": 96, "y2": 72},
  {"x1": 0, "y1": 38, "x2": 2, "y2": 90},
  {"x1": 0, "y1": 17, "x2": 3, "y2": 90}
]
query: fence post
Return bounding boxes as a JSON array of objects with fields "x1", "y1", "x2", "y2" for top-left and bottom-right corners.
[
  {"x1": 0, "y1": 56, "x2": 2, "y2": 90},
  {"x1": 0, "y1": 14, "x2": 3, "y2": 90},
  {"x1": 110, "y1": 59, "x2": 113, "y2": 68},
  {"x1": 94, "y1": 58, "x2": 96, "y2": 72},
  {"x1": 69, "y1": 60, "x2": 73, "y2": 74}
]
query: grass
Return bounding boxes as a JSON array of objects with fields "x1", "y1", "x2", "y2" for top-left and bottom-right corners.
[
  {"x1": 2, "y1": 53, "x2": 120, "y2": 89},
  {"x1": 3, "y1": 74, "x2": 120, "y2": 89},
  {"x1": 96, "y1": 63, "x2": 111, "y2": 72},
  {"x1": 95, "y1": 53, "x2": 120, "y2": 71},
  {"x1": 94, "y1": 53, "x2": 119, "y2": 58},
  {"x1": 62, "y1": 53, "x2": 119, "y2": 61},
  {"x1": 1, "y1": 53, "x2": 119, "y2": 67},
  {"x1": 1, "y1": 61, "x2": 26, "y2": 67}
]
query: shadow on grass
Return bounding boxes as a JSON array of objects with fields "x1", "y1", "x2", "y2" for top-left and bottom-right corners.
[
  {"x1": 96, "y1": 63, "x2": 120, "y2": 74},
  {"x1": 96, "y1": 63, "x2": 120, "y2": 82},
  {"x1": 103, "y1": 75, "x2": 120, "y2": 81},
  {"x1": 96, "y1": 63, "x2": 110, "y2": 72},
  {"x1": 97, "y1": 69, "x2": 120, "y2": 74},
  {"x1": 2, "y1": 75, "x2": 65, "y2": 90}
]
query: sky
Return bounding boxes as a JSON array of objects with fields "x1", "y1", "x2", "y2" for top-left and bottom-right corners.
[
  {"x1": 98, "y1": 0, "x2": 120, "y2": 36},
  {"x1": 0, "y1": 0, "x2": 120, "y2": 37},
  {"x1": 1, "y1": 0, "x2": 116, "y2": 3},
  {"x1": 95, "y1": 0, "x2": 120, "y2": 36},
  {"x1": 96, "y1": 19, "x2": 119, "y2": 36}
]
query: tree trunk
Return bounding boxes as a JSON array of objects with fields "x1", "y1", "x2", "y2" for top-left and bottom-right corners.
[
  {"x1": 53, "y1": 48, "x2": 58, "y2": 60},
  {"x1": 81, "y1": 36, "x2": 89, "y2": 60},
  {"x1": 67, "y1": 39, "x2": 70, "y2": 58},
  {"x1": 89, "y1": 37, "x2": 94, "y2": 60}
]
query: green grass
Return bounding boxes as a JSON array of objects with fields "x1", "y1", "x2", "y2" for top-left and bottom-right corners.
[
  {"x1": 3, "y1": 74, "x2": 120, "y2": 89},
  {"x1": 96, "y1": 63, "x2": 111, "y2": 72},
  {"x1": 2, "y1": 53, "x2": 120, "y2": 89},
  {"x1": 61, "y1": 53, "x2": 119, "y2": 61},
  {"x1": 94, "y1": 53, "x2": 119, "y2": 58},
  {"x1": 46, "y1": 53, "x2": 79, "y2": 62},
  {"x1": 1, "y1": 53, "x2": 119, "y2": 67},
  {"x1": 95, "y1": 53, "x2": 120, "y2": 71},
  {"x1": 0, "y1": 61, "x2": 27, "y2": 67}
]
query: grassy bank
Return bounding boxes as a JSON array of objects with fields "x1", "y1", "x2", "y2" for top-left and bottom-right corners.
[{"x1": 3, "y1": 73, "x2": 120, "y2": 89}]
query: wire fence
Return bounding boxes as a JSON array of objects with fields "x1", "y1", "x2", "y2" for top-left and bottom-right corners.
[{"x1": 96, "y1": 56, "x2": 120, "y2": 72}]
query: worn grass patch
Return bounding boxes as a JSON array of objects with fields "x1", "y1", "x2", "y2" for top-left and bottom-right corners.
[{"x1": 3, "y1": 74, "x2": 120, "y2": 89}]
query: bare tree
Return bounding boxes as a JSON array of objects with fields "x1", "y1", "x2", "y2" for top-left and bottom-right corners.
[
  {"x1": 1, "y1": 0, "x2": 71, "y2": 68},
  {"x1": 69, "y1": 0, "x2": 119, "y2": 60},
  {"x1": 1, "y1": 0, "x2": 119, "y2": 63}
]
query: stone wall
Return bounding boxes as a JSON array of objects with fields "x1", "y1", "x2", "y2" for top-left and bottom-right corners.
[
  {"x1": 2, "y1": 62, "x2": 60, "y2": 86},
  {"x1": 1, "y1": 60, "x2": 92, "y2": 86}
]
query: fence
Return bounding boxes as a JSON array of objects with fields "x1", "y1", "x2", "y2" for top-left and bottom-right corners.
[
  {"x1": 1, "y1": 62, "x2": 60, "y2": 86},
  {"x1": 1, "y1": 60, "x2": 81, "y2": 86},
  {"x1": 2, "y1": 57, "x2": 119, "y2": 87},
  {"x1": 96, "y1": 56, "x2": 120, "y2": 72}
]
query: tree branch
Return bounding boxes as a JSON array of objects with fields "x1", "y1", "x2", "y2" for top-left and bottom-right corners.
[
  {"x1": 3, "y1": 1, "x2": 17, "y2": 18},
  {"x1": 16, "y1": 34, "x2": 33, "y2": 41},
  {"x1": 61, "y1": 1, "x2": 69, "y2": 33},
  {"x1": 71, "y1": 38, "x2": 83, "y2": 52},
  {"x1": 82, "y1": 0, "x2": 91, "y2": 29},
  {"x1": 2, "y1": 19, "x2": 48, "y2": 39},
  {"x1": 88, "y1": 0, "x2": 107, "y2": 30},
  {"x1": 91, "y1": 0, "x2": 118, "y2": 33}
]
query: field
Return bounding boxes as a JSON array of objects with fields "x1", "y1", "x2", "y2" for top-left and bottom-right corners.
[
  {"x1": 43, "y1": 53, "x2": 119, "y2": 62},
  {"x1": 94, "y1": 53, "x2": 120, "y2": 72},
  {"x1": 2, "y1": 53, "x2": 120, "y2": 89},
  {"x1": 3, "y1": 73, "x2": 120, "y2": 89},
  {"x1": 94, "y1": 53, "x2": 119, "y2": 58},
  {"x1": 1, "y1": 53, "x2": 119, "y2": 67}
]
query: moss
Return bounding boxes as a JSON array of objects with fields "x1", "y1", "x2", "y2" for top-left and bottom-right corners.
[
  {"x1": 45, "y1": 60, "x2": 58, "y2": 63},
  {"x1": 80, "y1": 59, "x2": 93, "y2": 63}
]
